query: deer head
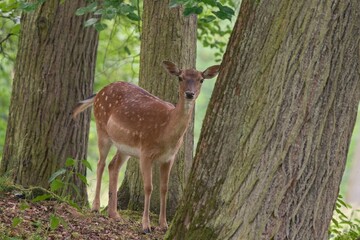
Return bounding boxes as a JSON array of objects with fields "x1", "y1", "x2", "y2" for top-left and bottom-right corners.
[{"x1": 162, "y1": 61, "x2": 221, "y2": 101}]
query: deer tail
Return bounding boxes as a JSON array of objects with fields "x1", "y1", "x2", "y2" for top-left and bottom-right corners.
[{"x1": 72, "y1": 94, "x2": 96, "y2": 119}]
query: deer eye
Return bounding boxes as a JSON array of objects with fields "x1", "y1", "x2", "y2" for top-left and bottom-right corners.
[
  {"x1": 200, "y1": 79, "x2": 204, "y2": 83},
  {"x1": 178, "y1": 77, "x2": 183, "y2": 82}
]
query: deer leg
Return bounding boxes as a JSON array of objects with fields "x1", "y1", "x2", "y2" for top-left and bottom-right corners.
[
  {"x1": 108, "y1": 151, "x2": 129, "y2": 219},
  {"x1": 159, "y1": 159, "x2": 174, "y2": 230},
  {"x1": 140, "y1": 158, "x2": 153, "y2": 233},
  {"x1": 92, "y1": 133, "x2": 112, "y2": 212}
]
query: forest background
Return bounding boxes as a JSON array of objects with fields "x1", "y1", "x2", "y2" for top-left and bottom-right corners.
[{"x1": 0, "y1": 0, "x2": 239, "y2": 207}]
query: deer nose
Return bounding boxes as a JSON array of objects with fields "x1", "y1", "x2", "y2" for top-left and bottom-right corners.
[{"x1": 185, "y1": 91, "x2": 195, "y2": 99}]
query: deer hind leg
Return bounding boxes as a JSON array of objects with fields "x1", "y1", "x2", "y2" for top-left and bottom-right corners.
[
  {"x1": 92, "y1": 130, "x2": 112, "y2": 212},
  {"x1": 159, "y1": 159, "x2": 174, "y2": 230},
  {"x1": 108, "y1": 151, "x2": 129, "y2": 219},
  {"x1": 140, "y1": 157, "x2": 153, "y2": 233}
]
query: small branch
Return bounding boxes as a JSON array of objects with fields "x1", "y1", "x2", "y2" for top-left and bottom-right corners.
[{"x1": 0, "y1": 33, "x2": 14, "y2": 45}]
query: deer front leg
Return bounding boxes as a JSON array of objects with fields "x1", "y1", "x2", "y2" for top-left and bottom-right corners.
[
  {"x1": 108, "y1": 151, "x2": 129, "y2": 219},
  {"x1": 140, "y1": 158, "x2": 153, "y2": 233},
  {"x1": 92, "y1": 134, "x2": 112, "y2": 212},
  {"x1": 159, "y1": 159, "x2": 174, "y2": 230}
]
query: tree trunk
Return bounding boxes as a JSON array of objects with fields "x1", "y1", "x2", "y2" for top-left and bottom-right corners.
[
  {"x1": 117, "y1": 0, "x2": 196, "y2": 219},
  {"x1": 1, "y1": 0, "x2": 98, "y2": 205},
  {"x1": 167, "y1": 0, "x2": 360, "y2": 239}
]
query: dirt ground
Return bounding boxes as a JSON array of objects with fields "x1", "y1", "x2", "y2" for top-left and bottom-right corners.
[{"x1": 0, "y1": 191, "x2": 165, "y2": 240}]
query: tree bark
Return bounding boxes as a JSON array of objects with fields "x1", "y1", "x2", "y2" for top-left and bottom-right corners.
[
  {"x1": 167, "y1": 0, "x2": 360, "y2": 239},
  {"x1": 117, "y1": 0, "x2": 197, "y2": 219},
  {"x1": 1, "y1": 0, "x2": 98, "y2": 205}
]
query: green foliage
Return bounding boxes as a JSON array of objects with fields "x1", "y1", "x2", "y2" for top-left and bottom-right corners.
[
  {"x1": 49, "y1": 214, "x2": 63, "y2": 231},
  {"x1": 0, "y1": 0, "x2": 20, "y2": 159},
  {"x1": 46, "y1": 158, "x2": 92, "y2": 208},
  {"x1": 11, "y1": 216, "x2": 22, "y2": 227},
  {"x1": 75, "y1": 0, "x2": 141, "y2": 31},
  {"x1": 77, "y1": 0, "x2": 236, "y2": 60},
  {"x1": 170, "y1": 0, "x2": 237, "y2": 60},
  {"x1": 18, "y1": 0, "x2": 45, "y2": 12},
  {"x1": 170, "y1": 0, "x2": 235, "y2": 21},
  {"x1": 329, "y1": 195, "x2": 360, "y2": 240}
]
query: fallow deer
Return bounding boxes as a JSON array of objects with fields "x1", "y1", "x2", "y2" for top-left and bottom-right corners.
[{"x1": 72, "y1": 61, "x2": 220, "y2": 232}]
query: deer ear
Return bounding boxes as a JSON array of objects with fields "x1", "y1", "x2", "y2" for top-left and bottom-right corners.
[
  {"x1": 202, "y1": 65, "x2": 220, "y2": 79},
  {"x1": 162, "y1": 61, "x2": 181, "y2": 76}
]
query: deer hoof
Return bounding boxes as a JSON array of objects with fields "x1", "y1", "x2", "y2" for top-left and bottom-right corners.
[{"x1": 143, "y1": 227, "x2": 151, "y2": 234}]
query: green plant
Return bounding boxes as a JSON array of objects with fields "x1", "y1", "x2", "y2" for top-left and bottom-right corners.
[
  {"x1": 329, "y1": 194, "x2": 360, "y2": 240},
  {"x1": 47, "y1": 158, "x2": 93, "y2": 209}
]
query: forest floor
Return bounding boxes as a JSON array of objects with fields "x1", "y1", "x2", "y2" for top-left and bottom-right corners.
[{"x1": 0, "y1": 182, "x2": 165, "y2": 240}]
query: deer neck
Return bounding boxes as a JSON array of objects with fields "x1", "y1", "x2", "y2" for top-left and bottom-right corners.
[{"x1": 167, "y1": 96, "x2": 194, "y2": 143}]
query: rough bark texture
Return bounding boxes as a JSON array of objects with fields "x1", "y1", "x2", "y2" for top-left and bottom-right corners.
[
  {"x1": 167, "y1": 0, "x2": 360, "y2": 239},
  {"x1": 1, "y1": 0, "x2": 98, "y2": 205},
  {"x1": 117, "y1": 0, "x2": 196, "y2": 219}
]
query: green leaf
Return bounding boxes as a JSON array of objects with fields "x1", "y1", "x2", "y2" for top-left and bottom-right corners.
[
  {"x1": 76, "y1": 173, "x2": 88, "y2": 186},
  {"x1": 84, "y1": 18, "x2": 98, "y2": 27},
  {"x1": 200, "y1": 15, "x2": 216, "y2": 23},
  {"x1": 32, "y1": 194, "x2": 52, "y2": 202},
  {"x1": 94, "y1": 9, "x2": 104, "y2": 15},
  {"x1": 216, "y1": 3, "x2": 235, "y2": 15},
  {"x1": 75, "y1": 7, "x2": 88, "y2": 16},
  {"x1": 332, "y1": 218, "x2": 339, "y2": 228},
  {"x1": 19, "y1": 202, "x2": 30, "y2": 211},
  {"x1": 183, "y1": 6, "x2": 203, "y2": 16},
  {"x1": 337, "y1": 198, "x2": 351, "y2": 208},
  {"x1": 102, "y1": 7, "x2": 117, "y2": 19},
  {"x1": 119, "y1": 4, "x2": 136, "y2": 15},
  {"x1": 67, "y1": 199, "x2": 81, "y2": 210},
  {"x1": 48, "y1": 168, "x2": 66, "y2": 183},
  {"x1": 126, "y1": 12, "x2": 140, "y2": 21},
  {"x1": 212, "y1": 10, "x2": 232, "y2": 21},
  {"x1": 12, "y1": 217, "x2": 22, "y2": 227},
  {"x1": 86, "y1": 2, "x2": 98, "y2": 13},
  {"x1": 124, "y1": 46, "x2": 131, "y2": 55},
  {"x1": 81, "y1": 159, "x2": 93, "y2": 171},
  {"x1": 50, "y1": 214, "x2": 60, "y2": 230},
  {"x1": 94, "y1": 22, "x2": 107, "y2": 31},
  {"x1": 10, "y1": 24, "x2": 21, "y2": 34},
  {"x1": 335, "y1": 208, "x2": 348, "y2": 219},
  {"x1": 75, "y1": 2, "x2": 97, "y2": 16},
  {"x1": 50, "y1": 179, "x2": 65, "y2": 192},
  {"x1": 20, "y1": 2, "x2": 37, "y2": 12},
  {"x1": 169, "y1": 0, "x2": 180, "y2": 8},
  {"x1": 65, "y1": 158, "x2": 76, "y2": 167}
]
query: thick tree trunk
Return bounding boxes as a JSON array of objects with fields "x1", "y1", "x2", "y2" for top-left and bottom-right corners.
[
  {"x1": 167, "y1": 0, "x2": 360, "y2": 239},
  {"x1": 1, "y1": 0, "x2": 98, "y2": 205},
  {"x1": 117, "y1": 0, "x2": 196, "y2": 219}
]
